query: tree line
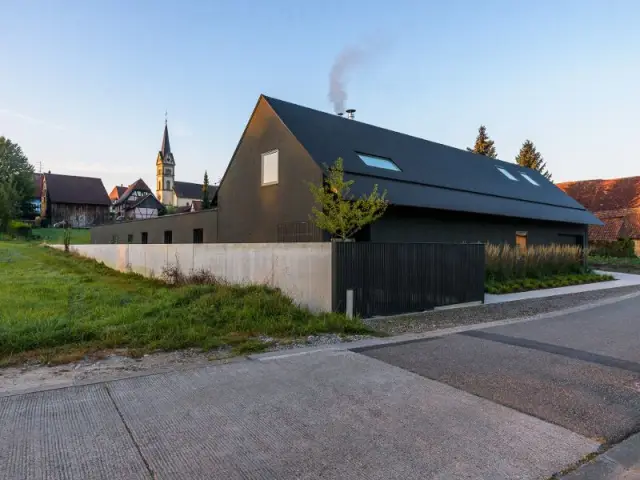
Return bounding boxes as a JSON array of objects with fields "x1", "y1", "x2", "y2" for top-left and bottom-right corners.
[{"x1": 467, "y1": 125, "x2": 552, "y2": 180}]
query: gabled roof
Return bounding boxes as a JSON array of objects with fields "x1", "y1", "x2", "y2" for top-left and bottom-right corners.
[
  {"x1": 557, "y1": 176, "x2": 640, "y2": 212},
  {"x1": 114, "y1": 178, "x2": 153, "y2": 206},
  {"x1": 109, "y1": 185, "x2": 127, "y2": 202},
  {"x1": 124, "y1": 193, "x2": 163, "y2": 211},
  {"x1": 588, "y1": 208, "x2": 640, "y2": 241},
  {"x1": 173, "y1": 181, "x2": 217, "y2": 200},
  {"x1": 44, "y1": 173, "x2": 110, "y2": 206},
  {"x1": 262, "y1": 95, "x2": 601, "y2": 226}
]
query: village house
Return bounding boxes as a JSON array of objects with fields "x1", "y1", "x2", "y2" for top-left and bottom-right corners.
[
  {"x1": 41, "y1": 173, "x2": 110, "y2": 227},
  {"x1": 558, "y1": 176, "x2": 640, "y2": 255}
]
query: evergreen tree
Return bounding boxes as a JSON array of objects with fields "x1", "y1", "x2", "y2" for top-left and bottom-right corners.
[
  {"x1": 467, "y1": 125, "x2": 498, "y2": 158},
  {"x1": 515, "y1": 140, "x2": 552, "y2": 180},
  {"x1": 201, "y1": 170, "x2": 211, "y2": 209}
]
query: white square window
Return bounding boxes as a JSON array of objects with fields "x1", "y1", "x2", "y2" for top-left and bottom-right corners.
[
  {"x1": 496, "y1": 167, "x2": 518, "y2": 181},
  {"x1": 261, "y1": 150, "x2": 279, "y2": 186},
  {"x1": 520, "y1": 173, "x2": 540, "y2": 186}
]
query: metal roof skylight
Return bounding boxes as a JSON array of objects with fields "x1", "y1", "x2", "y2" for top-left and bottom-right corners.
[
  {"x1": 357, "y1": 153, "x2": 401, "y2": 172},
  {"x1": 520, "y1": 173, "x2": 540, "y2": 186},
  {"x1": 496, "y1": 167, "x2": 518, "y2": 181}
]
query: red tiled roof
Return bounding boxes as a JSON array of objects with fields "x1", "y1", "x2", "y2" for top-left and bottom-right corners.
[
  {"x1": 589, "y1": 216, "x2": 624, "y2": 242},
  {"x1": 557, "y1": 176, "x2": 640, "y2": 212},
  {"x1": 109, "y1": 185, "x2": 127, "y2": 201},
  {"x1": 585, "y1": 208, "x2": 640, "y2": 241}
]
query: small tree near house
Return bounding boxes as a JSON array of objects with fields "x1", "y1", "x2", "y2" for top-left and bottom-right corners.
[{"x1": 308, "y1": 157, "x2": 388, "y2": 241}]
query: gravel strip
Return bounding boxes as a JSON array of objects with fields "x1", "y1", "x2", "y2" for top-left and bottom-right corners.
[{"x1": 364, "y1": 285, "x2": 640, "y2": 335}]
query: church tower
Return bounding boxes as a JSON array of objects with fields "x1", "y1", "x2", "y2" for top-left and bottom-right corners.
[{"x1": 156, "y1": 119, "x2": 175, "y2": 205}]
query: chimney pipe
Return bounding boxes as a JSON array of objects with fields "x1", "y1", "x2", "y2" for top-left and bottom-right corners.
[
  {"x1": 345, "y1": 108, "x2": 355, "y2": 120},
  {"x1": 337, "y1": 112, "x2": 344, "y2": 117}
]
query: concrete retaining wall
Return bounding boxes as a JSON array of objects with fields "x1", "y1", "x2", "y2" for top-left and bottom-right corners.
[{"x1": 53, "y1": 243, "x2": 332, "y2": 312}]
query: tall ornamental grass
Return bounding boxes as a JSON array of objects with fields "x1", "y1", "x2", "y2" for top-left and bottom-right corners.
[{"x1": 486, "y1": 244, "x2": 584, "y2": 282}]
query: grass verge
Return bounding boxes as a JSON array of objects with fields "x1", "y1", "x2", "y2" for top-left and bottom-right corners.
[
  {"x1": 32, "y1": 227, "x2": 91, "y2": 244},
  {"x1": 0, "y1": 242, "x2": 371, "y2": 366},
  {"x1": 590, "y1": 255, "x2": 640, "y2": 274},
  {"x1": 485, "y1": 272, "x2": 614, "y2": 294}
]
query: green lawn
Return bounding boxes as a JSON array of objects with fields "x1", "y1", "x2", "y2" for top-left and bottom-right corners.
[
  {"x1": 589, "y1": 255, "x2": 640, "y2": 274},
  {"x1": 0, "y1": 243, "x2": 370, "y2": 365},
  {"x1": 32, "y1": 227, "x2": 91, "y2": 244}
]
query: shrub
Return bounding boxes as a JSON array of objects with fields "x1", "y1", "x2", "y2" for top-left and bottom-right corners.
[
  {"x1": 588, "y1": 238, "x2": 636, "y2": 258},
  {"x1": 8, "y1": 220, "x2": 32, "y2": 238},
  {"x1": 485, "y1": 243, "x2": 584, "y2": 282}
]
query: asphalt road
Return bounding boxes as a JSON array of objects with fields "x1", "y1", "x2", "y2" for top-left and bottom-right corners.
[{"x1": 361, "y1": 294, "x2": 640, "y2": 444}]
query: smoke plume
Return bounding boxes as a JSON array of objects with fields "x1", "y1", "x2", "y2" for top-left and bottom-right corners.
[{"x1": 328, "y1": 46, "x2": 366, "y2": 114}]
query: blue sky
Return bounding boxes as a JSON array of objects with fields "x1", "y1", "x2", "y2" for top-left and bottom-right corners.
[{"x1": 1, "y1": 0, "x2": 639, "y2": 192}]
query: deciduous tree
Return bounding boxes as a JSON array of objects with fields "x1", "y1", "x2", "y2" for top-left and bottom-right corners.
[
  {"x1": 0, "y1": 137, "x2": 34, "y2": 229},
  {"x1": 308, "y1": 158, "x2": 388, "y2": 240}
]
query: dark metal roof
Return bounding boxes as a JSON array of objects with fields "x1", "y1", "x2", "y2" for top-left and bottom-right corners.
[
  {"x1": 263, "y1": 95, "x2": 601, "y2": 226},
  {"x1": 173, "y1": 181, "x2": 217, "y2": 200},
  {"x1": 44, "y1": 173, "x2": 110, "y2": 206},
  {"x1": 161, "y1": 123, "x2": 171, "y2": 156}
]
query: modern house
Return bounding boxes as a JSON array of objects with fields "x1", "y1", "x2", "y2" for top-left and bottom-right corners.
[
  {"x1": 214, "y1": 95, "x2": 601, "y2": 246},
  {"x1": 112, "y1": 179, "x2": 163, "y2": 220},
  {"x1": 558, "y1": 176, "x2": 640, "y2": 254},
  {"x1": 90, "y1": 95, "x2": 601, "y2": 245},
  {"x1": 41, "y1": 173, "x2": 110, "y2": 227}
]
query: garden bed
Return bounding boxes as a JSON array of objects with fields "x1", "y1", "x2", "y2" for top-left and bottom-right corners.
[
  {"x1": 485, "y1": 272, "x2": 614, "y2": 294},
  {"x1": 589, "y1": 255, "x2": 640, "y2": 274}
]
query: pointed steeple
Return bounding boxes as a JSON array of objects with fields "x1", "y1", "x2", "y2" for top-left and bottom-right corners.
[{"x1": 160, "y1": 119, "x2": 171, "y2": 157}]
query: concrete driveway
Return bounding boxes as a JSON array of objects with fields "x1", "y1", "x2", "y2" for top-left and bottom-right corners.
[
  {"x1": 5, "y1": 293, "x2": 640, "y2": 479},
  {"x1": 2, "y1": 350, "x2": 596, "y2": 479}
]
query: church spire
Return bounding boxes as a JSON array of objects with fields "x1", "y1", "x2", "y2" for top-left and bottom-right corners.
[{"x1": 161, "y1": 113, "x2": 171, "y2": 156}]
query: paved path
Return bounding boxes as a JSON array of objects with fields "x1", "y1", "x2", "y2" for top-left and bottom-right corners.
[
  {"x1": 2, "y1": 351, "x2": 596, "y2": 479},
  {"x1": 4, "y1": 293, "x2": 640, "y2": 479},
  {"x1": 485, "y1": 270, "x2": 640, "y2": 304}
]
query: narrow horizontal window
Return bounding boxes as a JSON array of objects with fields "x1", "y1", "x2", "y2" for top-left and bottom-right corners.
[
  {"x1": 357, "y1": 153, "x2": 401, "y2": 171},
  {"x1": 520, "y1": 173, "x2": 539, "y2": 186},
  {"x1": 497, "y1": 167, "x2": 518, "y2": 181}
]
